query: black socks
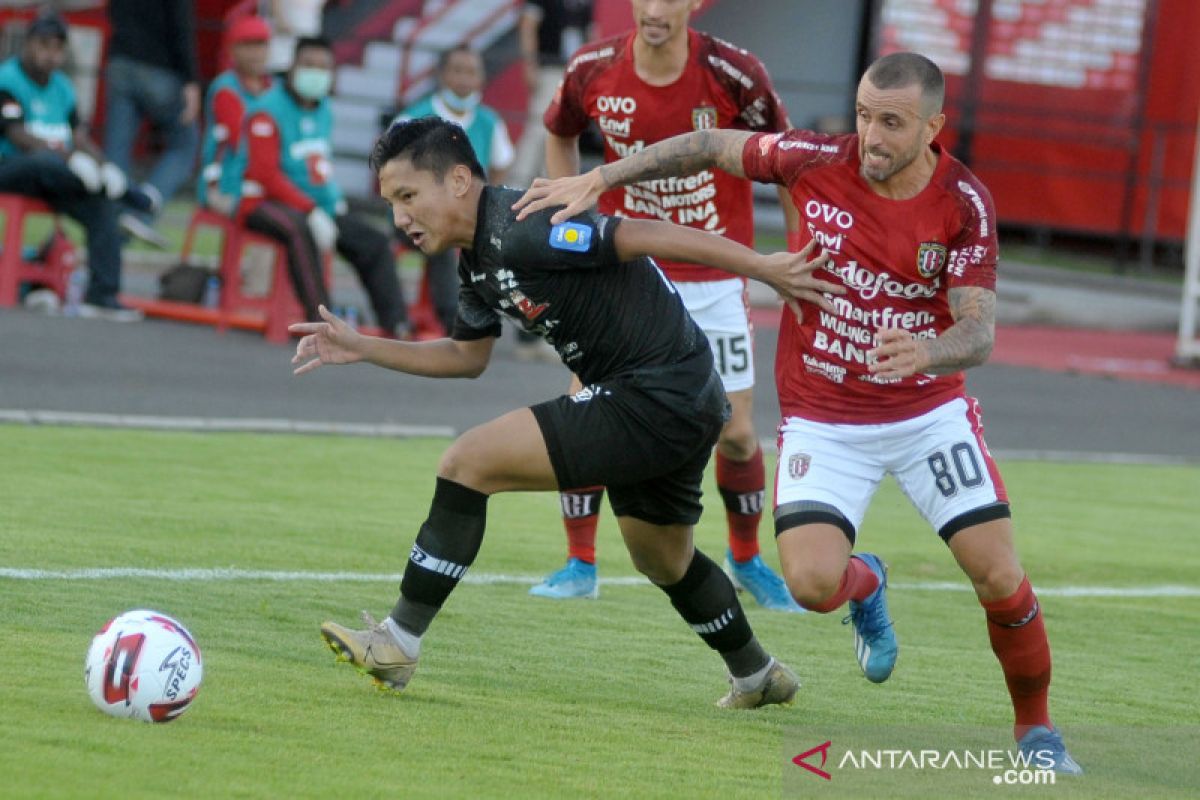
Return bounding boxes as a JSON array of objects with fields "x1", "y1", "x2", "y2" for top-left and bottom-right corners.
[{"x1": 390, "y1": 477, "x2": 488, "y2": 636}]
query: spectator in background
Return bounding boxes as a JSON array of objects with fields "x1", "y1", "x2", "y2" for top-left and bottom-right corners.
[
  {"x1": 103, "y1": 0, "x2": 201, "y2": 248},
  {"x1": 197, "y1": 15, "x2": 273, "y2": 216},
  {"x1": 510, "y1": 0, "x2": 593, "y2": 188},
  {"x1": 0, "y1": 14, "x2": 152, "y2": 322},
  {"x1": 393, "y1": 43, "x2": 514, "y2": 334},
  {"x1": 238, "y1": 36, "x2": 409, "y2": 337}
]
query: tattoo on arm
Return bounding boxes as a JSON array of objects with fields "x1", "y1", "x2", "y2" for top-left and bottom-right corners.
[
  {"x1": 923, "y1": 287, "x2": 996, "y2": 374},
  {"x1": 597, "y1": 130, "x2": 752, "y2": 188}
]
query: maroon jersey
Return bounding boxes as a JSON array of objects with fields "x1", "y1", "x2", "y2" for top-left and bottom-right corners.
[
  {"x1": 742, "y1": 130, "x2": 999, "y2": 424},
  {"x1": 545, "y1": 29, "x2": 789, "y2": 282}
]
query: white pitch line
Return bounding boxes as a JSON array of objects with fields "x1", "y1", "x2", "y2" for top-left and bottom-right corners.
[
  {"x1": 1, "y1": 568, "x2": 1197, "y2": 598},
  {"x1": 0, "y1": 409, "x2": 455, "y2": 439},
  {"x1": 2, "y1": 410, "x2": 1195, "y2": 465}
]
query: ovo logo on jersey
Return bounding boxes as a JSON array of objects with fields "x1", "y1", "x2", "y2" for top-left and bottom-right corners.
[
  {"x1": 804, "y1": 200, "x2": 854, "y2": 229},
  {"x1": 597, "y1": 95, "x2": 637, "y2": 114}
]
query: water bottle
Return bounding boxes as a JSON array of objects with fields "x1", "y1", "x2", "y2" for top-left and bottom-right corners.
[
  {"x1": 202, "y1": 274, "x2": 221, "y2": 309},
  {"x1": 63, "y1": 266, "x2": 86, "y2": 317},
  {"x1": 343, "y1": 305, "x2": 359, "y2": 330}
]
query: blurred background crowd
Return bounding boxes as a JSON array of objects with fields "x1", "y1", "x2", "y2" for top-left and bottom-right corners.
[{"x1": 0, "y1": 0, "x2": 1196, "y2": 356}]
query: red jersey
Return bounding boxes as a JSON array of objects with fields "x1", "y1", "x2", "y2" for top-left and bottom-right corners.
[
  {"x1": 741, "y1": 130, "x2": 999, "y2": 424},
  {"x1": 545, "y1": 29, "x2": 789, "y2": 282}
]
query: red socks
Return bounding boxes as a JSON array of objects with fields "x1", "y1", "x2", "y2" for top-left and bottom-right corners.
[
  {"x1": 803, "y1": 555, "x2": 880, "y2": 613},
  {"x1": 560, "y1": 486, "x2": 604, "y2": 564},
  {"x1": 982, "y1": 576, "x2": 1052, "y2": 738},
  {"x1": 716, "y1": 448, "x2": 765, "y2": 562},
  {"x1": 562, "y1": 451, "x2": 764, "y2": 566}
]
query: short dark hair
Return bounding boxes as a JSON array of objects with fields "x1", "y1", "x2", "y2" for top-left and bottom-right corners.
[
  {"x1": 438, "y1": 43, "x2": 480, "y2": 73},
  {"x1": 294, "y1": 35, "x2": 332, "y2": 60},
  {"x1": 866, "y1": 52, "x2": 945, "y2": 117},
  {"x1": 26, "y1": 13, "x2": 68, "y2": 43},
  {"x1": 371, "y1": 116, "x2": 485, "y2": 180}
]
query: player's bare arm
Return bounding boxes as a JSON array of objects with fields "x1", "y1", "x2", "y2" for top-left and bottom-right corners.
[
  {"x1": 291, "y1": 305, "x2": 494, "y2": 378},
  {"x1": 778, "y1": 185, "x2": 800, "y2": 236},
  {"x1": 513, "y1": 129, "x2": 754, "y2": 223},
  {"x1": 867, "y1": 286, "x2": 996, "y2": 379},
  {"x1": 544, "y1": 132, "x2": 581, "y2": 179},
  {"x1": 614, "y1": 218, "x2": 843, "y2": 313}
]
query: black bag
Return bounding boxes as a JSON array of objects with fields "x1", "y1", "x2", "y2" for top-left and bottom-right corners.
[{"x1": 159, "y1": 264, "x2": 216, "y2": 304}]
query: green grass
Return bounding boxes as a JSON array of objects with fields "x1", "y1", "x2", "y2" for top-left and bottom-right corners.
[{"x1": 0, "y1": 426, "x2": 1197, "y2": 798}]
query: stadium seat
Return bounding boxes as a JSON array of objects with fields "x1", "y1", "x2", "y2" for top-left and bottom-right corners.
[
  {"x1": 0, "y1": 194, "x2": 78, "y2": 308},
  {"x1": 180, "y1": 206, "x2": 329, "y2": 344}
]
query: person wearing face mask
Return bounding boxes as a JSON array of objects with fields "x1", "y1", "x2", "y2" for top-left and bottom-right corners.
[
  {"x1": 392, "y1": 44, "x2": 514, "y2": 335},
  {"x1": 237, "y1": 36, "x2": 409, "y2": 337}
]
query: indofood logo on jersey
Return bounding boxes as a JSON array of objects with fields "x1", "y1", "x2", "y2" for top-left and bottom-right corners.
[
  {"x1": 692, "y1": 105, "x2": 718, "y2": 130},
  {"x1": 917, "y1": 242, "x2": 948, "y2": 279}
]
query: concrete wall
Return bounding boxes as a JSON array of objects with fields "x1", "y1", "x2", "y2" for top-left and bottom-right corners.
[{"x1": 694, "y1": 0, "x2": 867, "y2": 133}]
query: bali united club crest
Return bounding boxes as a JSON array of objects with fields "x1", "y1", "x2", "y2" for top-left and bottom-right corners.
[
  {"x1": 917, "y1": 242, "x2": 948, "y2": 279},
  {"x1": 788, "y1": 452, "x2": 811, "y2": 480},
  {"x1": 692, "y1": 105, "x2": 718, "y2": 130}
]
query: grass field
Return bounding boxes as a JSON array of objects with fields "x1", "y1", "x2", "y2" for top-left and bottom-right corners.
[{"x1": 1, "y1": 426, "x2": 1197, "y2": 799}]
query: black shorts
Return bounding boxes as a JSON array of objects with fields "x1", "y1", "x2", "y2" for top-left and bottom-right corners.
[{"x1": 531, "y1": 357, "x2": 730, "y2": 526}]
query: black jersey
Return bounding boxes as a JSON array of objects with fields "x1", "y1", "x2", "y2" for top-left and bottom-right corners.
[{"x1": 452, "y1": 186, "x2": 711, "y2": 386}]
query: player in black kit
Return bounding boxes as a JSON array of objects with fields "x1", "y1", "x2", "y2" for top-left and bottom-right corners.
[{"x1": 292, "y1": 116, "x2": 840, "y2": 707}]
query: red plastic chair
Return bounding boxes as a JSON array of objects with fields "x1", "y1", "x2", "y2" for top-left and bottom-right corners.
[
  {"x1": 180, "y1": 207, "x2": 329, "y2": 344},
  {"x1": 0, "y1": 194, "x2": 78, "y2": 307}
]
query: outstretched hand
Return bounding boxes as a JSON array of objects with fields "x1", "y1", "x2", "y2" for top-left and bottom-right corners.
[
  {"x1": 512, "y1": 169, "x2": 607, "y2": 223},
  {"x1": 756, "y1": 237, "x2": 845, "y2": 319},
  {"x1": 289, "y1": 305, "x2": 365, "y2": 375}
]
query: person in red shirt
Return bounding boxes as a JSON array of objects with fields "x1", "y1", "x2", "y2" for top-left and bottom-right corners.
[
  {"x1": 515, "y1": 51, "x2": 1081, "y2": 774},
  {"x1": 239, "y1": 37, "x2": 407, "y2": 335},
  {"x1": 196, "y1": 15, "x2": 272, "y2": 215},
  {"x1": 529, "y1": 0, "x2": 802, "y2": 611}
]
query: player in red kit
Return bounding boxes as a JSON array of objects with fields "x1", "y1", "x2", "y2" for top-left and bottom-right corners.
[
  {"x1": 528, "y1": 0, "x2": 803, "y2": 611},
  {"x1": 516, "y1": 52, "x2": 1082, "y2": 774}
]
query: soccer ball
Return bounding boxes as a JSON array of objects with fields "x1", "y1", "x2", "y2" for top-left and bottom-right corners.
[{"x1": 84, "y1": 609, "x2": 203, "y2": 723}]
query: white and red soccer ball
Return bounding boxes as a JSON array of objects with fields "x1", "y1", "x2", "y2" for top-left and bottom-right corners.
[{"x1": 84, "y1": 609, "x2": 203, "y2": 723}]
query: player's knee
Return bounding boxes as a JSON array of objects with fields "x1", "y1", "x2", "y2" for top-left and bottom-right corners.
[
  {"x1": 967, "y1": 561, "x2": 1024, "y2": 601},
  {"x1": 436, "y1": 439, "x2": 488, "y2": 490},
  {"x1": 717, "y1": 419, "x2": 757, "y2": 461},
  {"x1": 781, "y1": 561, "x2": 843, "y2": 610},
  {"x1": 629, "y1": 550, "x2": 687, "y2": 585}
]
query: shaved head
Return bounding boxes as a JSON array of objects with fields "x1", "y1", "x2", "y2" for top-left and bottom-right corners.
[{"x1": 865, "y1": 52, "x2": 945, "y2": 119}]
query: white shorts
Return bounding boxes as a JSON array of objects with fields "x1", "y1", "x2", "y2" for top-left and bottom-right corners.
[
  {"x1": 774, "y1": 397, "x2": 1009, "y2": 542},
  {"x1": 675, "y1": 278, "x2": 754, "y2": 393}
]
